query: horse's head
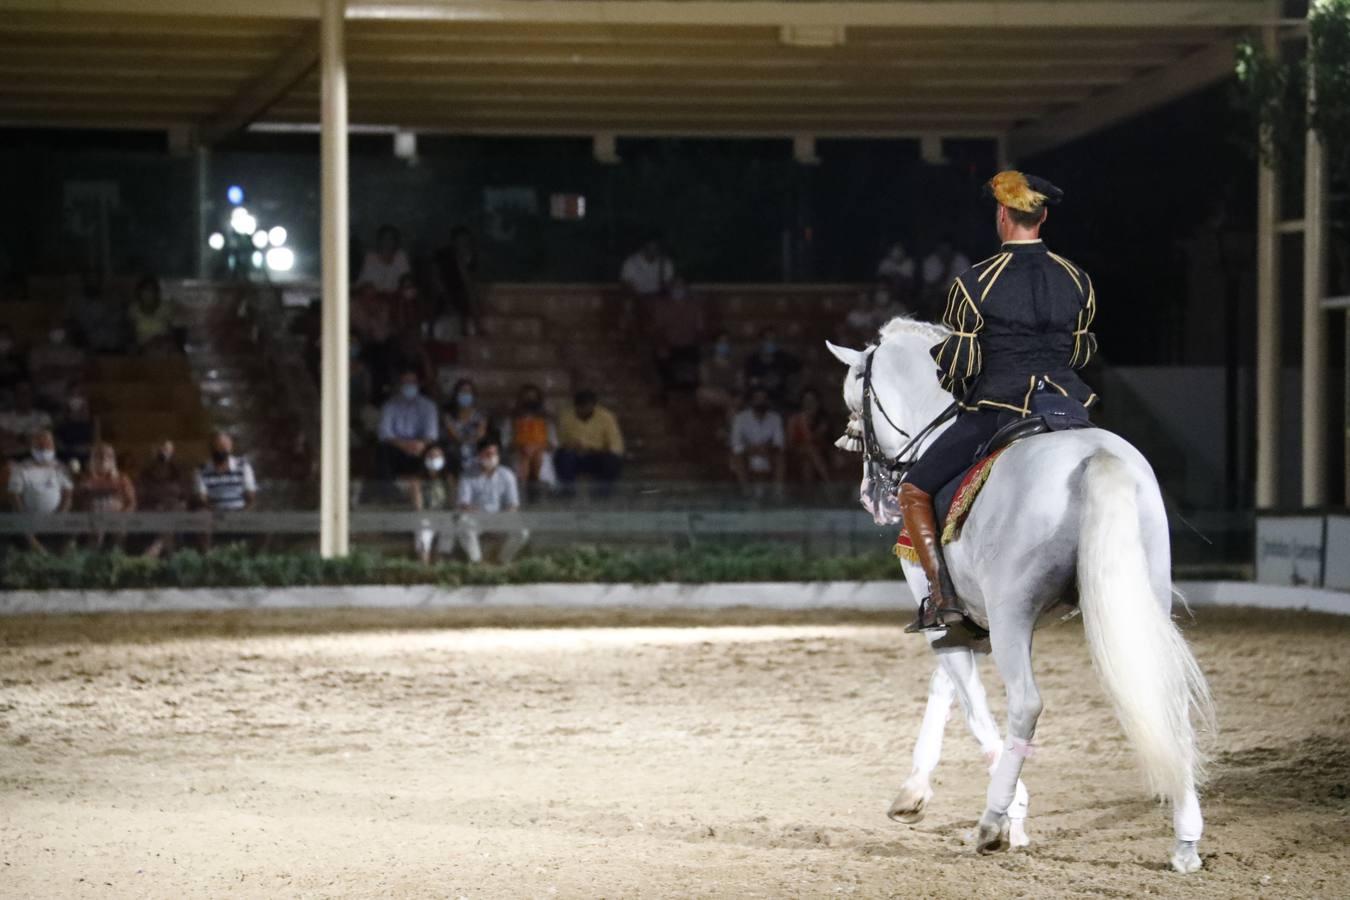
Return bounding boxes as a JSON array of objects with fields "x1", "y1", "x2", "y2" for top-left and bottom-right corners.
[{"x1": 825, "y1": 316, "x2": 954, "y2": 524}]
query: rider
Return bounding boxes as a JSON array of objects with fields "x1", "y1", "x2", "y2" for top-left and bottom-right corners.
[{"x1": 901, "y1": 171, "x2": 1099, "y2": 633}]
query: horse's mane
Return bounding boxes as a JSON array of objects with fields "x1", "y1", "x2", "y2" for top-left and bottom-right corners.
[{"x1": 875, "y1": 315, "x2": 949, "y2": 348}]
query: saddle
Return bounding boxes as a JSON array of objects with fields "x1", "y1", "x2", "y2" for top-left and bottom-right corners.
[{"x1": 896, "y1": 392, "x2": 1095, "y2": 559}]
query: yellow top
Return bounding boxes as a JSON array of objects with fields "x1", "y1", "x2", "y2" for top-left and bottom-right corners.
[{"x1": 558, "y1": 405, "x2": 625, "y2": 454}]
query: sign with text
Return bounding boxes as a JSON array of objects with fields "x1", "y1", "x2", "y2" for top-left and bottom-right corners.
[{"x1": 1255, "y1": 516, "x2": 1325, "y2": 587}]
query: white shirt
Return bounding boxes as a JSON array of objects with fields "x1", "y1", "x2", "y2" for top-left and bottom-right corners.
[
  {"x1": 922, "y1": 251, "x2": 971, "y2": 286},
  {"x1": 457, "y1": 466, "x2": 520, "y2": 513},
  {"x1": 8, "y1": 458, "x2": 72, "y2": 514},
  {"x1": 619, "y1": 252, "x2": 675, "y2": 295},
  {"x1": 730, "y1": 409, "x2": 785, "y2": 455},
  {"x1": 356, "y1": 249, "x2": 411, "y2": 293}
]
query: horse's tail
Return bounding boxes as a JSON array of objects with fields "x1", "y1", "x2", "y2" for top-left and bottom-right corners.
[{"x1": 1077, "y1": 450, "x2": 1214, "y2": 805}]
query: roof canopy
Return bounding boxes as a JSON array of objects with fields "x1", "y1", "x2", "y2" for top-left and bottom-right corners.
[{"x1": 0, "y1": 0, "x2": 1271, "y2": 157}]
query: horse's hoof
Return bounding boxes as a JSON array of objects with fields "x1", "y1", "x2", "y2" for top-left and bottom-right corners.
[
  {"x1": 975, "y1": 812, "x2": 1010, "y2": 854},
  {"x1": 1170, "y1": 840, "x2": 1202, "y2": 874},
  {"x1": 886, "y1": 781, "x2": 933, "y2": 824},
  {"x1": 1009, "y1": 818, "x2": 1030, "y2": 849}
]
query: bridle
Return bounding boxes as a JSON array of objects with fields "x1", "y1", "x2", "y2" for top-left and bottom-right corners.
[{"x1": 856, "y1": 348, "x2": 957, "y2": 488}]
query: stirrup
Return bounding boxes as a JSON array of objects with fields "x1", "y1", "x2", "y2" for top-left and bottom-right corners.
[{"x1": 904, "y1": 598, "x2": 965, "y2": 634}]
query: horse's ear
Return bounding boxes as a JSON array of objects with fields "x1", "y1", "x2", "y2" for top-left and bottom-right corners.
[{"x1": 825, "y1": 341, "x2": 865, "y2": 368}]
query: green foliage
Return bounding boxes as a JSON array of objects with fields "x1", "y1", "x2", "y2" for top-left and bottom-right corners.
[{"x1": 0, "y1": 545, "x2": 902, "y2": 592}]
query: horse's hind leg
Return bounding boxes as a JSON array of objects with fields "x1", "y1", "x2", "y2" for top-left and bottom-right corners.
[
  {"x1": 887, "y1": 665, "x2": 952, "y2": 823},
  {"x1": 977, "y1": 622, "x2": 1042, "y2": 854}
]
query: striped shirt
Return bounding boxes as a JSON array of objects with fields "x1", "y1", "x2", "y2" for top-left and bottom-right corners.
[{"x1": 194, "y1": 456, "x2": 257, "y2": 511}]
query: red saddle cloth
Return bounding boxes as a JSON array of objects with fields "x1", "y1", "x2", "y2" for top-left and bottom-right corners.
[{"x1": 894, "y1": 446, "x2": 1009, "y2": 563}]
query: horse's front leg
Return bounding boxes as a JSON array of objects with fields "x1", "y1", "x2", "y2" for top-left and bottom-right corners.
[
  {"x1": 887, "y1": 664, "x2": 953, "y2": 823},
  {"x1": 977, "y1": 623, "x2": 1042, "y2": 854}
]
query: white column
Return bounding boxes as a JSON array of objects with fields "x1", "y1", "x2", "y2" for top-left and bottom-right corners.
[
  {"x1": 1254, "y1": 22, "x2": 1280, "y2": 510},
  {"x1": 1301, "y1": 24, "x2": 1328, "y2": 508},
  {"x1": 319, "y1": 0, "x2": 350, "y2": 557}
]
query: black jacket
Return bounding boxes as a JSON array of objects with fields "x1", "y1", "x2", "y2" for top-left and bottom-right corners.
[{"x1": 930, "y1": 240, "x2": 1098, "y2": 415}]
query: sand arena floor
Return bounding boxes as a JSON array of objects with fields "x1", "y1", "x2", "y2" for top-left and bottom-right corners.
[{"x1": 0, "y1": 604, "x2": 1348, "y2": 899}]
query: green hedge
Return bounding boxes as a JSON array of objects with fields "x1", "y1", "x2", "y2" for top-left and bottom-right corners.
[{"x1": 1, "y1": 545, "x2": 902, "y2": 592}]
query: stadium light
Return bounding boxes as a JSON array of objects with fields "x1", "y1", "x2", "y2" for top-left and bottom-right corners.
[
  {"x1": 266, "y1": 247, "x2": 295, "y2": 272},
  {"x1": 207, "y1": 232, "x2": 225, "y2": 251},
  {"x1": 252, "y1": 231, "x2": 270, "y2": 250},
  {"x1": 227, "y1": 185, "x2": 245, "y2": 206},
  {"x1": 230, "y1": 207, "x2": 257, "y2": 236},
  {"x1": 251, "y1": 251, "x2": 264, "y2": 267},
  {"x1": 268, "y1": 226, "x2": 288, "y2": 247}
]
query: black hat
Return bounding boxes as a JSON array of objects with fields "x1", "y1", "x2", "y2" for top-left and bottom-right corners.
[{"x1": 984, "y1": 171, "x2": 1064, "y2": 212}]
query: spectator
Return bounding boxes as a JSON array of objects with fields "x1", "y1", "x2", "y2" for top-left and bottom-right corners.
[
  {"x1": 53, "y1": 391, "x2": 95, "y2": 467},
  {"x1": 841, "y1": 279, "x2": 903, "y2": 347},
  {"x1": 129, "y1": 275, "x2": 180, "y2": 355},
  {"x1": 454, "y1": 437, "x2": 528, "y2": 564},
  {"x1": 6, "y1": 429, "x2": 73, "y2": 554},
  {"x1": 877, "y1": 240, "x2": 917, "y2": 309},
  {"x1": 351, "y1": 282, "x2": 394, "y2": 347},
  {"x1": 503, "y1": 383, "x2": 557, "y2": 500},
  {"x1": 646, "y1": 276, "x2": 704, "y2": 396},
  {"x1": 919, "y1": 235, "x2": 971, "y2": 320},
  {"x1": 376, "y1": 369, "x2": 439, "y2": 491},
  {"x1": 555, "y1": 389, "x2": 624, "y2": 498},
  {"x1": 411, "y1": 444, "x2": 454, "y2": 564},
  {"x1": 785, "y1": 388, "x2": 833, "y2": 485},
  {"x1": 432, "y1": 225, "x2": 486, "y2": 337},
  {"x1": 355, "y1": 224, "x2": 411, "y2": 294},
  {"x1": 441, "y1": 378, "x2": 489, "y2": 479},
  {"x1": 393, "y1": 273, "x2": 423, "y2": 334},
  {"x1": 385, "y1": 328, "x2": 436, "y2": 394},
  {"x1": 696, "y1": 331, "x2": 742, "y2": 425},
  {"x1": 743, "y1": 329, "x2": 801, "y2": 408},
  {"x1": 76, "y1": 441, "x2": 136, "y2": 549},
  {"x1": 69, "y1": 269, "x2": 131, "y2": 354},
  {"x1": 194, "y1": 431, "x2": 257, "y2": 513},
  {"x1": 0, "y1": 382, "x2": 53, "y2": 459},
  {"x1": 0, "y1": 324, "x2": 28, "y2": 400},
  {"x1": 27, "y1": 325, "x2": 85, "y2": 409},
  {"x1": 620, "y1": 234, "x2": 676, "y2": 296},
  {"x1": 730, "y1": 387, "x2": 785, "y2": 493},
  {"x1": 137, "y1": 439, "x2": 190, "y2": 559},
  {"x1": 348, "y1": 333, "x2": 380, "y2": 444}
]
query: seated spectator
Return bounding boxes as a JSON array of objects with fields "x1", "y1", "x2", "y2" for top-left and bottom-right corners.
[
  {"x1": 730, "y1": 387, "x2": 785, "y2": 493},
  {"x1": 503, "y1": 383, "x2": 557, "y2": 500},
  {"x1": 841, "y1": 279, "x2": 904, "y2": 347},
  {"x1": 137, "y1": 439, "x2": 190, "y2": 559},
  {"x1": 432, "y1": 225, "x2": 485, "y2": 337},
  {"x1": 69, "y1": 269, "x2": 131, "y2": 354},
  {"x1": 697, "y1": 332, "x2": 742, "y2": 426},
  {"x1": 376, "y1": 369, "x2": 439, "y2": 491},
  {"x1": 919, "y1": 235, "x2": 971, "y2": 321},
  {"x1": 555, "y1": 389, "x2": 624, "y2": 498},
  {"x1": 786, "y1": 388, "x2": 833, "y2": 485},
  {"x1": 53, "y1": 391, "x2": 94, "y2": 468},
  {"x1": 411, "y1": 444, "x2": 454, "y2": 564},
  {"x1": 0, "y1": 382, "x2": 53, "y2": 460},
  {"x1": 27, "y1": 325, "x2": 86, "y2": 409},
  {"x1": 0, "y1": 324, "x2": 28, "y2": 401},
  {"x1": 6, "y1": 429, "x2": 73, "y2": 554},
  {"x1": 647, "y1": 276, "x2": 704, "y2": 396},
  {"x1": 744, "y1": 329, "x2": 801, "y2": 408},
  {"x1": 129, "y1": 275, "x2": 180, "y2": 355},
  {"x1": 355, "y1": 224, "x2": 411, "y2": 294},
  {"x1": 876, "y1": 240, "x2": 917, "y2": 309},
  {"x1": 77, "y1": 441, "x2": 136, "y2": 550},
  {"x1": 351, "y1": 282, "x2": 394, "y2": 347},
  {"x1": 620, "y1": 234, "x2": 676, "y2": 296},
  {"x1": 193, "y1": 432, "x2": 258, "y2": 550},
  {"x1": 441, "y1": 378, "x2": 489, "y2": 479},
  {"x1": 454, "y1": 437, "x2": 528, "y2": 564}
]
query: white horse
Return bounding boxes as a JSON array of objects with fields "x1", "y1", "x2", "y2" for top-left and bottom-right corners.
[{"x1": 828, "y1": 317, "x2": 1215, "y2": 874}]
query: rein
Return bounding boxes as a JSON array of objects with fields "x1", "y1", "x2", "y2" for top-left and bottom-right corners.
[{"x1": 859, "y1": 348, "x2": 957, "y2": 485}]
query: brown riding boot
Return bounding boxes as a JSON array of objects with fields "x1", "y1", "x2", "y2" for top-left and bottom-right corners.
[{"x1": 898, "y1": 482, "x2": 965, "y2": 633}]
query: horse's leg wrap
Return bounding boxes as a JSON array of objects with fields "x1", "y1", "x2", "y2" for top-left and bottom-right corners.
[{"x1": 986, "y1": 736, "x2": 1030, "y2": 816}]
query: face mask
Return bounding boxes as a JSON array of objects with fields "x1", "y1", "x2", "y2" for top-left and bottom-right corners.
[
  {"x1": 456, "y1": 391, "x2": 475, "y2": 408},
  {"x1": 50, "y1": 329, "x2": 66, "y2": 344},
  {"x1": 400, "y1": 384, "x2": 419, "y2": 399},
  {"x1": 32, "y1": 448, "x2": 55, "y2": 464},
  {"x1": 68, "y1": 399, "x2": 87, "y2": 415},
  {"x1": 425, "y1": 456, "x2": 445, "y2": 473},
  {"x1": 211, "y1": 450, "x2": 229, "y2": 464},
  {"x1": 480, "y1": 453, "x2": 499, "y2": 470}
]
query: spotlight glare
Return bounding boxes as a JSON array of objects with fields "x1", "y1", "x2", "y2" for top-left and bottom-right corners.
[
  {"x1": 252, "y1": 230, "x2": 269, "y2": 249},
  {"x1": 251, "y1": 251, "x2": 264, "y2": 267},
  {"x1": 265, "y1": 247, "x2": 295, "y2": 272},
  {"x1": 207, "y1": 232, "x2": 225, "y2": 251},
  {"x1": 227, "y1": 185, "x2": 245, "y2": 205},
  {"x1": 268, "y1": 226, "x2": 288, "y2": 247}
]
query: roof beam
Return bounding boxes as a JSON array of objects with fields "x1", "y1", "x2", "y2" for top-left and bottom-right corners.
[
  {"x1": 198, "y1": 27, "x2": 318, "y2": 145},
  {"x1": 1007, "y1": 38, "x2": 1238, "y2": 159},
  {"x1": 0, "y1": 1, "x2": 1273, "y2": 28}
]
